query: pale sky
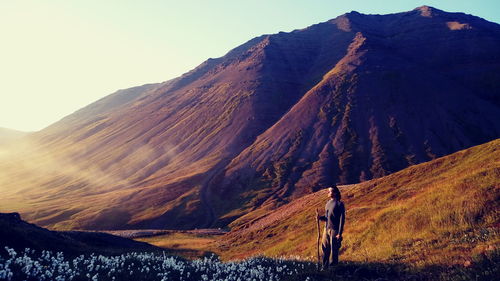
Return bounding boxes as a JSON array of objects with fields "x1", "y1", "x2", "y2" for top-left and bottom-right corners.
[{"x1": 1, "y1": 0, "x2": 499, "y2": 132}]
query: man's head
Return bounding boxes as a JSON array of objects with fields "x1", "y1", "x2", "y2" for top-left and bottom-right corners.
[{"x1": 327, "y1": 185, "x2": 341, "y2": 200}]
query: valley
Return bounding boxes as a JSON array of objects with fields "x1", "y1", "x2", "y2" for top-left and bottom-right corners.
[
  {"x1": 0, "y1": 5, "x2": 499, "y2": 281},
  {"x1": 1, "y1": 6, "x2": 499, "y2": 231}
]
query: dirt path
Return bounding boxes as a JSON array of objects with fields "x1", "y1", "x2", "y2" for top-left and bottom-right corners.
[{"x1": 101, "y1": 228, "x2": 227, "y2": 239}]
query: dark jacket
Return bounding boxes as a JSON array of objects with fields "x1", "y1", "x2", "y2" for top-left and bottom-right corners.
[{"x1": 319, "y1": 199, "x2": 345, "y2": 236}]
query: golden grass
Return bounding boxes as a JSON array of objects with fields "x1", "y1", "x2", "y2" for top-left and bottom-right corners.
[{"x1": 136, "y1": 232, "x2": 218, "y2": 260}]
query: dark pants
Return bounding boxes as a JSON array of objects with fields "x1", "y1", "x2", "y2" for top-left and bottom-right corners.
[{"x1": 321, "y1": 229, "x2": 342, "y2": 266}]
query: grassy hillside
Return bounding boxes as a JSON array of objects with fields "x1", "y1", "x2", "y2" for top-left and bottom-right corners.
[
  {"x1": 216, "y1": 139, "x2": 499, "y2": 266},
  {"x1": 136, "y1": 231, "x2": 220, "y2": 260}
]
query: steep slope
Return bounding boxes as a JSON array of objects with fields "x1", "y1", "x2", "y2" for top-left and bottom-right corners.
[
  {"x1": 216, "y1": 139, "x2": 500, "y2": 265},
  {"x1": 0, "y1": 6, "x2": 499, "y2": 230},
  {"x1": 212, "y1": 7, "x2": 500, "y2": 224}
]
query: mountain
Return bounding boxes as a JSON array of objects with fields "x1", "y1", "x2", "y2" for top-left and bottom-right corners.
[
  {"x1": 213, "y1": 6, "x2": 500, "y2": 220},
  {"x1": 216, "y1": 139, "x2": 500, "y2": 265},
  {"x1": 0, "y1": 127, "x2": 28, "y2": 146},
  {"x1": 44, "y1": 83, "x2": 161, "y2": 135},
  {"x1": 0, "y1": 6, "x2": 499, "y2": 230},
  {"x1": 0, "y1": 212, "x2": 158, "y2": 256}
]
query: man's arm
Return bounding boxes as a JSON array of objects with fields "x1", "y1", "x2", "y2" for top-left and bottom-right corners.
[
  {"x1": 316, "y1": 209, "x2": 327, "y2": 221},
  {"x1": 338, "y1": 202, "x2": 346, "y2": 237}
]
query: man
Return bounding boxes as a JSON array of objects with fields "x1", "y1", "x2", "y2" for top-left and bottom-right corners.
[{"x1": 317, "y1": 185, "x2": 345, "y2": 267}]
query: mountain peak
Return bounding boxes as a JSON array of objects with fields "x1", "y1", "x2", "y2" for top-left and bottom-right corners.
[{"x1": 413, "y1": 5, "x2": 440, "y2": 17}]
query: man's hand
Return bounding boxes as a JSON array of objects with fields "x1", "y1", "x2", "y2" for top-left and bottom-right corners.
[{"x1": 335, "y1": 234, "x2": 341, "y2": 240}]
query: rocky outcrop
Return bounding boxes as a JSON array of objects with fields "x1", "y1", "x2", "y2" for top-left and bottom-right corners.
[{"x1": 0, "y1": 213, "x2": 157, "y2": 255}]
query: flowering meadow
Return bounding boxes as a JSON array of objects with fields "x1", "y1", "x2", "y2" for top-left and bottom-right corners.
[
  {"x1": 1, "y1": 246, "x2": 497, "y2": 281},
  {"x1": 0, "y1": 247, "x2": 313, "y2": 281}
]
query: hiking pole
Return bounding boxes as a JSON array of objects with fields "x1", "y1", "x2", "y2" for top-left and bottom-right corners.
[{"x1": 315, "y1": 208, "x2": 321, "y2": 270}]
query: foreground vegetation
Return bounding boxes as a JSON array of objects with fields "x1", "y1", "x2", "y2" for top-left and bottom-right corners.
[
  {"x1": 0, "y1": 246, "x2": 310, "y2": 281},
  {"x1": 1, "y1": 246, "x2": 498, "y2": 281}
]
